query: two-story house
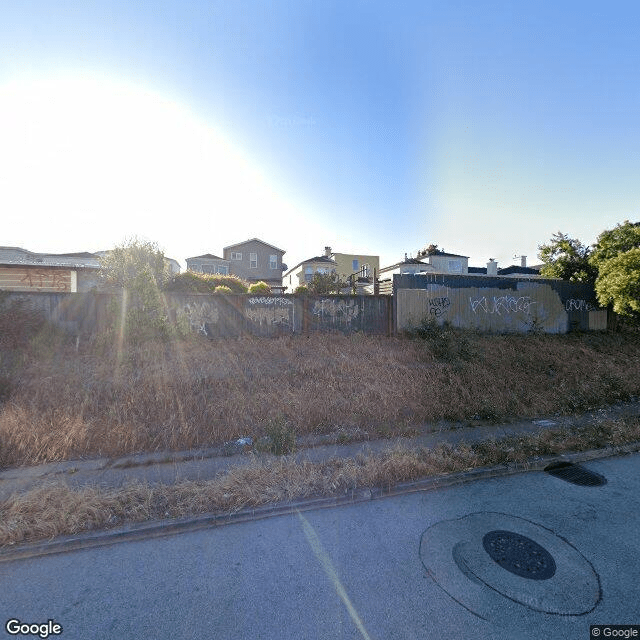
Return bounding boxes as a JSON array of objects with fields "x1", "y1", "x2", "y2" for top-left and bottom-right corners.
[{"x1": 223, "y1": 238, "x2": 286, "y2": 288}]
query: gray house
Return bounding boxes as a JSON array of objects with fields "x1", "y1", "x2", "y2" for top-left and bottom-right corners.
[
  {"x1": 185, "y1": 254, "x2": 231, "y2": 275},
  {"x1": 223, "y1": 238, "x2": 286, "y2": 288}
]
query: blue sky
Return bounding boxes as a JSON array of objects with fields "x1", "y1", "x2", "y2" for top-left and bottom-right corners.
[{"x1": 1, "y1": 1, "x2": 639, "y2": 271}]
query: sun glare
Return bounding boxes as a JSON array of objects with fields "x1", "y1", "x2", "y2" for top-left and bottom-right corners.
[{"x1": 0, "y1": 75, "x2": 297, "y2": 253}]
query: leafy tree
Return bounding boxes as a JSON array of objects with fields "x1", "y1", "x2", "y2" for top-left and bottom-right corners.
[
  {"x1": 306, "y1": 271, "x2": 346, "y2": 295},
  {"x1": 594, "y1": 248, "x2": 640, "y2": 317},
  {"x1": 590, "y1": 221, "x2": 640, "y2": 319},
  {"x1": 590, "y1": 220, "x2": 640, "y2": 270},
  {"x1": 99, "y1": 238, "x2": 170, "y2": 289},
  {"x1": 99, "y1": 239, "x2": 177, "y2": 341},
  {"x1": 537, "y1": 232, "x2": 596, "y2": 283}
]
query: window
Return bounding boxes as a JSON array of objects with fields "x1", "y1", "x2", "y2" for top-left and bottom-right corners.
[
  {"x1": 304, "y1": 266, "x2": 313, "y2": 282},
  {"x1": 362, "y1": 264, "x2": 370, "y2": 278},
  {"x1": 352, "y1": 259, "x2": 359, "y2": 271},
  {"x1": 250, "y1": 253, "x2": 257, "y2": 269},
  {"x1": 217, "y1": 265, "x2": 229, "y2": 275},
  {"x1": 269, "y1": 254, "x2": 278, "y2": 269},
  {"x1": 230, "y1": 252, "x2": 242, "y2": 260},
  {"x1": 202, "y1": 265, "x2": 215, "y2": 274},
  {"x1": 448, "y1": 260, "x2": 462, "y2": 273}
]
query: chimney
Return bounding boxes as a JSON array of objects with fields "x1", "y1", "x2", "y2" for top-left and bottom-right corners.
[
  {"x1": 521, "y1": 255, "x2": 527, "y2": 268},
  {"x1": 487, "y1": 258, "x2": 498, "y2": 276},
  {"x1": 324, "y1": 246, "x2": 332, "y2": 258}
]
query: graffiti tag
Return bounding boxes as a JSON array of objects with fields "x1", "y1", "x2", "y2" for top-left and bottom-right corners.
[
  {"x1": 470, "y1": 295, "x2": 536, "y2": 315},
  {"x1": 427, "y1": 297, "x2": 451, "y2": 318},
  {"x1": 312, "y1": 299, "x2": 359, "y2": 325},
  {"x1": 247, "y1": 297, "x2": 292, "y2": 306},
  {"x1": 565, "y1": 299, "x2": 595, "y2": 312}
]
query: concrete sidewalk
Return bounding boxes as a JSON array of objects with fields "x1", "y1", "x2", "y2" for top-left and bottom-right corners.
[{"x1": 1, "y1": 400, "x2": 639, "y2": 501}]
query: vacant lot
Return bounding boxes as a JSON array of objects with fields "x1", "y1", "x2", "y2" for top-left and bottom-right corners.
[{"x1": 1, "y1": 319, "x2": 639, "y2": 468}]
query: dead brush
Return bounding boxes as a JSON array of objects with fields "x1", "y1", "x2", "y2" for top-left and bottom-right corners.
[
  {"x1": 1, "y1": 331, "x2": 640, "y2": 467},
  {"x1": 2, "y1": 415, "x2": 639, "y2": 547}
]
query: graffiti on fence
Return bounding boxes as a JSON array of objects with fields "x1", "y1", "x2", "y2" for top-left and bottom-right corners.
[
  {"x1": 246, "y1": 306, "x2": 292, "y2": 326},
  {"x1": 178, "y1": 302, "x2": 219, "y2": 335},
  {"x1": 565, "y1": 299, "x2": 595, "y2": 312},
  {"x1": 427, "y1": 296, "x2": 451, "y2": 318},
  {"x1": 312, "y1": 299, "x2": 360, "y2": 326},
  {"x1": 470, "y1": 295, "x2": 537, "y2": 315},
  {"x1": 245, "y1": 297, "x2": 293, "y2": 326},
  {"x1": 247, "y1": 297, "x2": 292, "y2": 306}
]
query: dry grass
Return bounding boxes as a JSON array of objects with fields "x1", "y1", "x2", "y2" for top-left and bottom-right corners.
[
  {"x1": 1, "y1": 327, "x2": 639, "y2": 467},
  {"x1": 1, "y1": 416, "x2": 638, "y2": 547}
]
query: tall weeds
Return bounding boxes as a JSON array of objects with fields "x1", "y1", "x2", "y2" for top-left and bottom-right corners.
[{"x1": 1, "y1": 327, "x2": 639, "y2": 467}]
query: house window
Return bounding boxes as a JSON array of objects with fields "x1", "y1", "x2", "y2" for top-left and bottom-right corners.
[
  {"x1": 352, "y1": 259, "x2": 359, "y2": 271},
  {"x1": 217, "y1": 265, "x2": 229, "y2": 275},
  {"x1": 231, "y1": 252, "x2": 242, "y2": 260},
  {"x1": 202, "y1": 265, "x2": 215, "y2": 274},
  {"x1": 304, "y1": 266, "x2": 313, "y2": 282},
  {"x1": 448, "y1": 260, "x2": 462, "y2": 273},
  {"x1": 269, "y1": 254, "x2": 278, "y2": 269},
  {"x1": 250, "y1": 253, "x2": 257, "y2": 269},
  {"x1": 362, "y1": 264, "x2": 370, "y2": 278}
]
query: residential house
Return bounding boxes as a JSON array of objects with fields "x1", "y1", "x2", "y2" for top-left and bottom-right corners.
[
  {"x1": 282, "y1": 255, "x2": 337, "y2": 292},
  {"x1": 223, "y1": 238, "x2": 286, "y2": 288},
  {"x1": 0, "y1": 247, "x2": 101, "y2": 292},
  {"x1": 326, "y1": 247, "x2": 380, "y2": 283},
  {"x1": 185, "y1": 254, "x2": 231, "y2": 275}
]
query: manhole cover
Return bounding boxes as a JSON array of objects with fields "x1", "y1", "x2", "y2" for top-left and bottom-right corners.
[
  {"x1": 482, "y1": 530, "x2": 556, "y2": 580},
  {"x1": 419, "y1": 512, "x2": 601, "y2": 618},
  {"x1": 545, "y1": 462, "x2": 607, "y2": 487}
]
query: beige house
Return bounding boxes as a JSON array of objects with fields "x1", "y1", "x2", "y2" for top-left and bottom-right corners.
[{"x1": 325, "y1": 247, "x2": 380, "y2": 281}]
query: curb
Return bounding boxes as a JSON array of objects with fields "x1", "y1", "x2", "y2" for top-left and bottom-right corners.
[{"x1": 1, "y1": 441, "x2": 639, "y2": 564}]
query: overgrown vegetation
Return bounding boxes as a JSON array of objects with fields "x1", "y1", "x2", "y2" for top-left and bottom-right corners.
[
  {"x1": 165, "y1": 271, "x2": 249, "y2": 294},
  {"x1": 1, "y1": 415, "x2": 638, "y2": 547},
  {"x1": 538, "y1": 220, "x2": 640, "y2": 321},
  {"x1": 1, "y1": 314, "x2": 639, "y2": 468}
]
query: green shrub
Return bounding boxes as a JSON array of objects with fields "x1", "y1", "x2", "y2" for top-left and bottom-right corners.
[
  {"x1": 214, "y1": 285, "x2": 233, "y2": 294},
  {"x1": 256, "y1": 419, "x2": 296, "y2": 455},
  {"x1": 294, "y1": 285, "x2": 309, "y2": 296},
  {"x1": 165, "y1": 271, "x2": 249, "y2": 294},
  {"x1": 248, "y1": 281, "x2": 271, "y2": 294}
]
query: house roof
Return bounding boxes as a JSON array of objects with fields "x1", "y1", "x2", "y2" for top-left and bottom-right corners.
[
  {"x1": 379, "y1": 258, "x2": 428, "y2": 273},
  {"x1": 0, "y1": 246, "x2": 100, "y2": 269},
  {"x1": 223, "y1": 238, "x2": 285, "y2": 254},
  {"x1": 425, "y1": 250, "x2": 469, "y2": 258},
  {"x1": 498, "y1": 265, "x2": 541, "y2": 275},
  {"x1": 283, "y1": 255, "x2": 337, "y2": 277},
  {"x1": 186, "y1": 254, "x2": 226, "y2": 261}
]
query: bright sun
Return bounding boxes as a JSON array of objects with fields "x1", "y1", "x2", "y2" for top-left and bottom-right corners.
[{"x1": 0, "y1": 74, "x2": 296, "y2": 254}]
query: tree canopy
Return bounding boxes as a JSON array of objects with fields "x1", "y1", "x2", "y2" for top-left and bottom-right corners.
[
  {"x1": 99, "y1": 238, "x2": 170, "y2": 289},
  {"x1": 537, "y1": 232, "x2": 596, "y2": 284}
]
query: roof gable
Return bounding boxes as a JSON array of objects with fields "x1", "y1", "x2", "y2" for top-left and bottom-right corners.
[{"x1": 223, "y1": 238, "x2": 285, "y2": 254}]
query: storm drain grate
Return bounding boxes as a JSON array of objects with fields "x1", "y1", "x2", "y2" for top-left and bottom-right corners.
[
  {"x1": 544, "y1": 462, "x2": 607, "y2": 487},
  {"x1": 482, "y1": 530, "x2": 557, "y2": 580}
]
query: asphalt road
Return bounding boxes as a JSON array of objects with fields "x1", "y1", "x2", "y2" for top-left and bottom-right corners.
[{"x1": 2, "y1": 453, "x2": 639, "y2": 639}]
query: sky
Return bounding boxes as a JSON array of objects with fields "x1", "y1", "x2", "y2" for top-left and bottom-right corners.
[{"x1": 1, "y1": 1, "x2": 639, "y2": 271}]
